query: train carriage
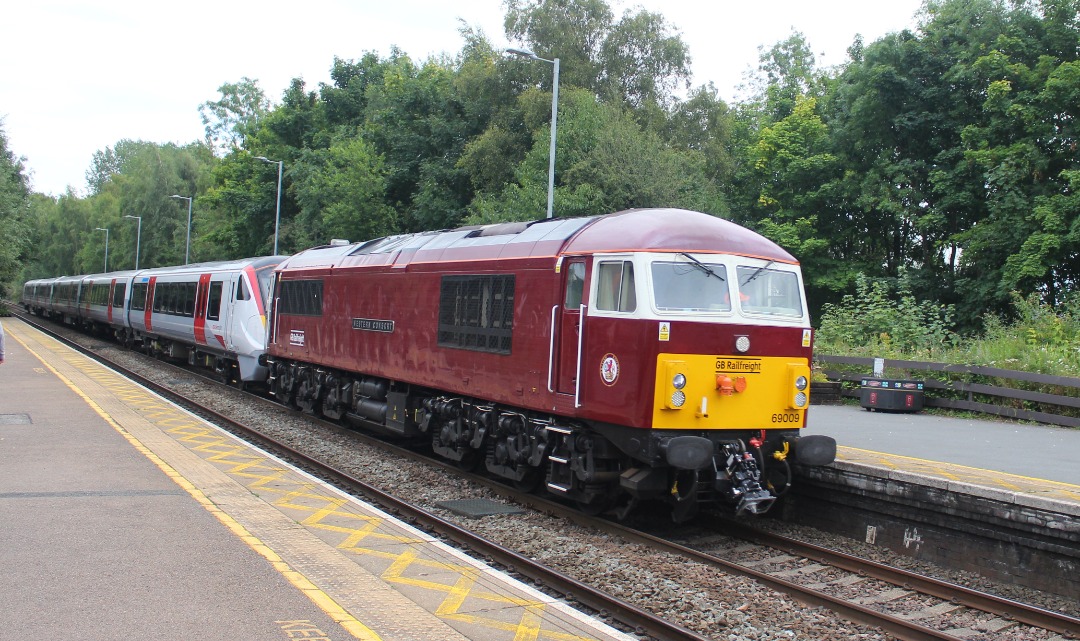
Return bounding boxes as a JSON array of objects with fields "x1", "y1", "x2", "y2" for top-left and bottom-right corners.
[
  {"x1": 49, "y1": 275, "x2": 89, "y2": 325},
  {"x1": 127, "y1": 257, "x2": 283, "y2": 384},
  {"x1": 267, "y1": 208, "x2": 836, "y2": 519},
  {"x1": 21, "y1": 277, "x2": 59, "y2": 316},
  {"x1": 78, "y1": 270, "x2": 139, "y2": 338}
]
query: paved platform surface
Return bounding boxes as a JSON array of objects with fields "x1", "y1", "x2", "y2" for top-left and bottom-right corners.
[
  {"x1": 806, "y1": 403, "x2": 1080, "y2": 506},
  {"x1": 0, "y1": 317, "x2": 633, "y2": 641}
]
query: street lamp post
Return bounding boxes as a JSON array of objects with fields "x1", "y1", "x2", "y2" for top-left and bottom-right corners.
[
  {"x1": 94, "y1": 227, "x2": 109, "y2": 272},
  {"x1": 170, "y1": 194, "x2": 193, "y2": 264},
  {"x1": 254, "y1": 156, "x2": 283, "y2": 254},
  {"x1": 506, "y1": 47, "x2": 559, "y2": 219},
  {"x1": 124, "y1": 215, "x2": 142, "y2": 270}
]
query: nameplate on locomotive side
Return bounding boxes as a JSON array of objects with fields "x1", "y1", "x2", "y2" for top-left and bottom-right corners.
[{"x1": 352, "y1": 318, "x2": 395, "y2": 333}]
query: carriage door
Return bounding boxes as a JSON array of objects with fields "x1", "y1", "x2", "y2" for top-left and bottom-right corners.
[
  {"x1": 225, "y1": 274, "x2": 239, "y2": 350},
  {"x1": 555, "y1": 258, "x2": 588, "y2": 397}
]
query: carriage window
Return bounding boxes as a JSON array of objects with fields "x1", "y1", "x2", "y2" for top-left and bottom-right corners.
[
  {"x1": 236, "y1": 277, "x2": 250, "y2": 301},
  {"x1": 207, "y1": 282, "x2": 224, "y2": 320},
  {"x1": 651, "y1": 261, "x2": 731, "y2": 312},
  {"x1": 184, "y1": 282, "x2": 196, "y2": 317},
  {"x1": 131, "y1": 283, "x2": 147, "y2": 311},
  {"x1": 112, "y1": 283, "x2": 126, "y2": 308},
  {"x1": 595, "y1": 261, "x2": 636, "y2": 313},
  {"x1": 736, "y1": 266, "x2": 803, "y2": 317},
  {"x1": 91, "y1": 284, "x2": 108, "y2": 306}
]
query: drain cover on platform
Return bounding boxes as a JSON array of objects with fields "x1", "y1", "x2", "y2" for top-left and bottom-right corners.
[
  {"x1": 0, "y1": 413, "x2": 32, "y2": 425},
  {"x1": 436, "y1": 498, "x2": 525, "y2": 518}
]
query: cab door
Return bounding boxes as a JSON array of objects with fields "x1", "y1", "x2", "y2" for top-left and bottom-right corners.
[{"x1": 555, "y1": 258, "x2": 588, "y2": 398}]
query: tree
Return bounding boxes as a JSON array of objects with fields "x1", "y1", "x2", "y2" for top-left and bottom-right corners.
[
  {"x1": 468, "y1": 88, "x2": 718, "y2": 223},
  {"x1": 0, "y1": 123, "x2": 32, "y2": 297},
  {"x1": 743, "y1": 31, "x2": 828, "y2": 123},
  {"x1": 504, "y1": 0, "x2": 692, "y2": 112},
  {"x1": 290, "y1": 135, "x2": 397, "y2": 245},
  {"x1": 957, "y1": 0, "x2": 1080, "y2": 308},
  {"x1": 199, "y1": 77, "x2": 270, "y2": 154}
]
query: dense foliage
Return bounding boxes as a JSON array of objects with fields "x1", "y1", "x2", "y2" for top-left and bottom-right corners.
[{"x1": 3, "y1": 0, "x2": 1079, "y2": 351}]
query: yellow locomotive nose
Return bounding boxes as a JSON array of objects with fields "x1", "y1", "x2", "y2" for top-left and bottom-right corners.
[{"x1": 654, "y1": 354, "x2": 808, "y2": 429}]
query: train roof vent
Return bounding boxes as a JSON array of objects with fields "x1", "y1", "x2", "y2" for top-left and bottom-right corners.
[
  {"x1": 349, "y1": 235, "x2": 412, "y2": 255},
  {"x1": 465, "y1": 221, "x2": 532, "y2": 238},
  {"x1": 329, "y1": 238, "x2": 350, "y2": 246}
]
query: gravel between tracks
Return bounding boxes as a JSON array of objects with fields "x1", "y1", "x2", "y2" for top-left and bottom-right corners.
[{"x1": 85, "y1": 338, "x2": 1076, "y2": 641}]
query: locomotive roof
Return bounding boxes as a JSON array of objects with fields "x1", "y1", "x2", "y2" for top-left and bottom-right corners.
[
  {"x1": 564, "y1": 208, "x2": 796, "y2": 262},
  {"x1": 278, "y1": 208, "x2": 796, "y2": 272}
]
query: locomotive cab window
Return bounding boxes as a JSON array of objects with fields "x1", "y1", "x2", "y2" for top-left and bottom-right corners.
[
  {"x1": 564, "y1": 261, "x2": 586, "y2": 308},
  {"x1": 595, "y1": 261, "x2": 636, "y2": 313},
  {"x1": 651, "y1": 260, "x2": 731, "y2": 312},
  {"x1": 736, "y1": 266, "x2": 803, "y2": 317}
]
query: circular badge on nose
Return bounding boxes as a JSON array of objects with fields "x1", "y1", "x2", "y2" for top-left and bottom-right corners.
[{"x1": 600, "y1": 353, "x2": 620, "y2": 386}]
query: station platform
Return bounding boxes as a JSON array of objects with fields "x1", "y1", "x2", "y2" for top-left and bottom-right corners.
[
  {"x1": 806, "y1": 403, "x2": 1080, "y2": 507},
  {"x1": 0, "y1": 317, "x2": 634, "y2": 641}
]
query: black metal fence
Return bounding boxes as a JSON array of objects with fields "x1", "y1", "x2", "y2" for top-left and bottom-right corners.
[{"x1": 814, "y1": 355, "x2": 1080, "y2": 428}]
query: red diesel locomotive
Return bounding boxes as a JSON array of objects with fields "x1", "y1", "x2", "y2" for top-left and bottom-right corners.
[{"x1": 267, "y1": 208, "x2": 836, "y2": 519}]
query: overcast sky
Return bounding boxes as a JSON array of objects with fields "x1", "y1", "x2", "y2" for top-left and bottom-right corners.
[{"x1": 3, "y1": 0, "x2": 925, "y2": 196}]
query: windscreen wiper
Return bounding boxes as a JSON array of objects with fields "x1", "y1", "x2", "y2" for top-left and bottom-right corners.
[
  {"x1": 678, "y1": 252, "x2": 724, "y2": 281},
  {"x1": 741, "y1": 260, "x2": 775, "y2": 286}
]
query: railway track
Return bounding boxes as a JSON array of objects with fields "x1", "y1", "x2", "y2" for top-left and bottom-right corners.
[{"x1": 15, "y1": 309, "x2": 1079, "y2": 641}]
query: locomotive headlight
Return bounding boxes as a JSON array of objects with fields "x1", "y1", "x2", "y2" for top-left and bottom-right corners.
[
  {"x1": 663, "y1": 361, "x2": 688, "y2": 410},
  {"x1": 787, "y1": 363, "x2": 812, "y2": 409},
  {"x1": 735, "y1": 336, "x2": 750, "y2": 353}
]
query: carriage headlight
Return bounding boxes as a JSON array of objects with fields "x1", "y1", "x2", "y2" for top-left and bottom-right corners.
[
  {"x1": 672, "y1": 373, "x2": 687, "y2": 390},
  {"x1": 795, "y1": 375, "x2": 808, "y2": 391}
]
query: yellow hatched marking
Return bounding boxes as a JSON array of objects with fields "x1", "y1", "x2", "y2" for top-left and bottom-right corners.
[{"x1": 155, "y1": 412, "x2": 595, "y2": 640}]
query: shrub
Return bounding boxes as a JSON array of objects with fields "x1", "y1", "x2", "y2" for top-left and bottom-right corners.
[{"x1": 815, "y1": 273, "x2": 958, "y2": 359}]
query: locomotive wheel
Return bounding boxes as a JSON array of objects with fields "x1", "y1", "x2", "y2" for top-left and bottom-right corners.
[
  {"x1": 575, "y1": 495, "x2": 615, "y2": 516},
  {"x1": 456, "y1": 451, "x2": 482, "y2": 472},
  {"x1": 513, "y1": 468, "x2": 542, "y2": 493}
]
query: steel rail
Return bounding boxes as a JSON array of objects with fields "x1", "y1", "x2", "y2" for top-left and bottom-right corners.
[{"x1": 703, "y1": 516, "x2": 1080, "y2": 638}]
